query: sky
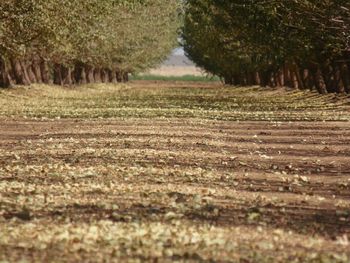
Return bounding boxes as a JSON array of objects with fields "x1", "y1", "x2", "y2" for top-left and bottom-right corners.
[
  {"x1": 173, "y1": 47, "x2": 185, "y2": 56},
  {"x1": 162, "y1": 47, "x2": 194, "y2": 66}
]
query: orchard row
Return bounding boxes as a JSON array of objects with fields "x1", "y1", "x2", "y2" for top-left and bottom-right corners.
[
  {"x1": 0, "y1": 0, "x2": 180, "y2": 87},
  {"x1": 183, "y1": 1, "x2": 350, "y2": 93}
]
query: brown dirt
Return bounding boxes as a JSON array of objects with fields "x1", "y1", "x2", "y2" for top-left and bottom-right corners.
[
  {"x1": 0, "y1": 84, "x2": 350, "y2": 261},
  {"x1": 1, "y1": 119, "x2": 349, "y2": 233}
]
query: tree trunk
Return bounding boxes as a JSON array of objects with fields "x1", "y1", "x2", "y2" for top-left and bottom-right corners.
[
  {"x1": 62, "y1": 66, "x2": 73, "y2": 86},
  {"x1": 224, "y1": 77, "x2": 230, "y2": 85},
  {"x1": 40, "y1": 60, "x2": 51, "y2": 84},
  {"x1": 254, "y1": 72, "x2": 261, "y2": 86},
  {"x1": 116, "y1": 71, "x2": 123, "y2": 83},
  {"x1": 239, "y1": 73, "x2": 247, "y2": 86},
  {"x1": 0, "y1": 57, "x2": 13, "y2": 88},
  {"x1": 224, "y1": 76, "x2": 234, "y2": 85},
  {"x1": 80, "y1": 67, "x2": 87, "y2": 85},
  {"x1": 53, "y1": 64, "x2": 73, "y2": 86},
  {"x1": 26, "y1": 62, "x2": 37, "y2": 83},
  {"x1": 53, "y1": 63, "x2": 63, "y2": 85},
  {"x1": 94, "y1": 68, "x2": 102, "y2": 83},
  {"x1": 303, "y1": 69, "x2": 314, "y2": 90},
  {"x1": 108, "y1": 69, "x2": 117, "y2": 83},
  {"x1": 246, "y1": 72, "x2": 254, "y2": 86},
  {"x1": 276, "y1": 68, "x2": 284, "y2": 87},
  {"x1": 10, "y1": 58, "x2": 31, "y2": 85},
  {"x1": 259, "y1": 71, "x2": 269, "y2": 87},
  {"x1": 101, "y1": 69, "x2": 109, "y2": 83},
  {"x1": 269, "y1": 71, "x2": 276, "y2": 87},
  {"x1": 290, "y1": 62, "x2": 304, "y2": 90},
  {"x1": 340, "y1": 62, "x2": 350, "y2": 93},
  {"x1": 122, "y1": 72, "x2": 129, "y2": 83},
  {"x1": 323, "y1": 64, "x2": 336, "y2": 93},
  {"x1": 32, "y1": 57, "x2": 43, "y2": 83},
  {"x1": 85, "y1": 65, "x2": 95, "y2": 83},
  {"x1": 283, "y1": 63, "x2": 292, "y2": 88},
  {"x1": 333, "y1": 64, "x2": 344, "y2": 93},
  {"x1": 291, "y1": 70, "x2": 299, "y2": 89},
  {"x1": 313, "y1": 67, "x2": 328, "y2": 94},
  {"x1": 74, "y1": 63, "x2": 87, "y2": 85},
  {"x1": 20, "y1": 61, "x2": 32, "y2": 85}
]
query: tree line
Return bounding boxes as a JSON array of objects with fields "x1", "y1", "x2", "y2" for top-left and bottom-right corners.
[
  {"x1": 0, "y1": 0, "x2": 180, "y2": 88},
  {"x1": 182, "y1": 0, "x2": 350, "y2": 94}
]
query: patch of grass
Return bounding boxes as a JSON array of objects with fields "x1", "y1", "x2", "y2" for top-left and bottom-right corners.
[
  {"x1": 0, "y1": 82, "x2": 349, "y2": 121},
  {"x1": 130, "y1": 74, "x2": 221, "y2": 82}
]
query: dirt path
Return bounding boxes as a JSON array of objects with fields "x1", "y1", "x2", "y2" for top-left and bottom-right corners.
[
  {"x1": 1, "y1": 117, "x2": 349, "y2": 262},
  {"x1": 1, "y1": 83, "x2": 350, "y2": 261}
]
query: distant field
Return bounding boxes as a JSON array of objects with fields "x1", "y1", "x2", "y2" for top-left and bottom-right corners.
[
  {"x1": 146, "y1": 65, "x2": 206, "y2": 77},
  {"x1": 0, "y1": 82, "x2": 350, "y2": 262},
  {"x1": 138, "y1": 56, "x2": 220, "y2": 81},
  {"x1": 131, "y1": 74, "x2": 220, "y2": 82}
]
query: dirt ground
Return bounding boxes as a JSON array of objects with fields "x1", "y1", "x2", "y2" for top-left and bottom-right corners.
[{"x1": 0, "y1": 82, "x2": 349, "y2": 262}]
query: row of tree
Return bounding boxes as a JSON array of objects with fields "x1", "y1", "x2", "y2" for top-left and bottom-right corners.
[
  {"x1": 183, "y1": 0, "x2": 350, "y2": 93},
  {"x1": 0, "y1": 0, "x2": 180, "y2": 88}
]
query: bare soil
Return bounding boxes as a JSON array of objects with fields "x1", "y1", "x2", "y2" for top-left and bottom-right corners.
[{"x1": 0, "y1": 82, "x2": 349, "y2": 262}]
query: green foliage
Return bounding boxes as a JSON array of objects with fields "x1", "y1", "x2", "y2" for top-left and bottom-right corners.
[
  {"x1": 0, "y1": 0, "x2": 180, "y2": 80},
  {"x1": 182, "y1": 0, "x2": 350, "y2": 93}
]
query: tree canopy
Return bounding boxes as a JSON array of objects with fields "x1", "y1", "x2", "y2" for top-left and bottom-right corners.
[
  {"x1": 0, "y1": 0, "x2": 181, "y2": 87},
  {"x1": 182, "y1": 0, "x2": 350, "y2": 93}
]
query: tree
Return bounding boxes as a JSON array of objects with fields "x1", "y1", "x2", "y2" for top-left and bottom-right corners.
[
  {"x1": 182, "y1": 0, "x2": 350, "y2": 93},
  {"x1": 0, "y1": 0, "x2": 181, "y2": 87}
]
